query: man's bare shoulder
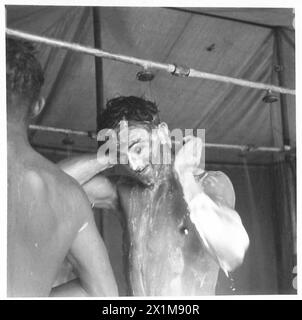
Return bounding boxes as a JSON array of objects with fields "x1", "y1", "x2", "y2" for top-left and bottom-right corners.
[
  {"x1": 24, "y1": 153, "x2": 90, "y2": 224},
  {"x1": 196, "y1": 171, "x2": 235, "y2": 209},
  {"x1": 25, "y1": 156, "x2": 77, "y2": 191}
]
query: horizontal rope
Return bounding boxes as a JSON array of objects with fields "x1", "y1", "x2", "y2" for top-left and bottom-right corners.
[
  {"x1": 7, "y1": 28, "x2": 295, "y2": 95},
  {"x1": 29, "y1": 124, "x2": 291, "y2": 153}
]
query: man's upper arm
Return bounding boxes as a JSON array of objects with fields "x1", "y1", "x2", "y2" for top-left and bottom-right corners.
[
  {"x1": 58, "y1": 154, "x2": 108, "y2": 186},
  {"x1": 192, "y1": 171, "x2": 249, "y2": 272},
  {"x1": 67, "y1": 189, "x2": 118, "y2": 296},
  {"x1": 82, "y1": 175, "x2": 118, "y2": 209},
  {"x1": 198, "y1": 171, "x2": 235, "y2": 209}
]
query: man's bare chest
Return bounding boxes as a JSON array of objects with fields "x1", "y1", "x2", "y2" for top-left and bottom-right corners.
[
  {"x1": 119, "y1": 182, "x2": 206, "y2": 260},
  {"x1": 117, "y1": 181, "x2": 219, "y2": 295}
]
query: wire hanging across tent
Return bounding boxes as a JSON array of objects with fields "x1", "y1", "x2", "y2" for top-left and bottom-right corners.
[{"x1": 6, "y1": 28, "x2": 295, "y2": 96}]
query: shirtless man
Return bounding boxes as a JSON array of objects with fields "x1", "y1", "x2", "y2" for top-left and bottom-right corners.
[
  {"x1": 7, "y1": 38, "x2": 118, "y2": 297},
  {"x1": 60, "y1": 96, "x2": 249, "y2": 296}
]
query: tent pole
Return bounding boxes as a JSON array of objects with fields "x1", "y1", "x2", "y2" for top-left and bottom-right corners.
[
  {"x1": 92, "y1": 7, "x2": 105, "y2": 129},
  {"x1": 274, "y1": 28, "x2": 291, "y2": 147},
  {"x1": 274, "y1": 28, "x2": 296, "y2": 291},
  {"x1": 92, "y1": 6, "x2": 105, "y2": 237}
]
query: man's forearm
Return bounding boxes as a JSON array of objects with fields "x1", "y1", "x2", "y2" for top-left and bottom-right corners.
[
  {"x1": 177, "y1": 171, "x2": 201, "y2": 203},
  {"x1": 59, "y1": 154, "x2": 110, "y2": 185}
]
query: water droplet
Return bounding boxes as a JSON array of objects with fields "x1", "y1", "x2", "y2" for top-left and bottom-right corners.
[
  {"x1": 229, "y1": 275, "x2": 236, "y2": 292},
  {"x1": 180, "y1": 226, "x2": 189, "y2": 235}
]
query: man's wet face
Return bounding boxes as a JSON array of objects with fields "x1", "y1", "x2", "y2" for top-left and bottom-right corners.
[{"x1": 127, "y1": 127, "x2": 154, "y2": 182}]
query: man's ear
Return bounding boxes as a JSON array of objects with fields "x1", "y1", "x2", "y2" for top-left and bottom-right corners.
[
  {"x1": 31, "y1": 97, "x2": 45, "y2": 118},
  {"x1": 157, "y1": 122, "x2": 171, "y2": 145}
]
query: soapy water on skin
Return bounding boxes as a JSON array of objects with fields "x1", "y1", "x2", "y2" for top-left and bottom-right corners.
[
  {"x1": 124, "y1": 164, "x2": 224, "y2": 295},
  {"x1": 127, "y1": 167, "x2": 190, "y2": 295}
]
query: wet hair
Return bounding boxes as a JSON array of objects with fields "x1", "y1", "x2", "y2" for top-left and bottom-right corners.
[
  {"x1": 6, "y1": 37, "x2": 44, "y2": 108},
  {"x1": 99, "y1": 96, "x2": 160, "y2": 130}
]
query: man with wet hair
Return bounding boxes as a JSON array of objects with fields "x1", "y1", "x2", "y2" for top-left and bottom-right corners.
[
  {"x1": 99, "y1": 96, "x2": 160, "y2": 129},
  {"x1": 7, "y1": 38, "x2": 118, "y2": 297},
  {"x1": 60, "y1": 96, "x2": 249, "y2": 296}
]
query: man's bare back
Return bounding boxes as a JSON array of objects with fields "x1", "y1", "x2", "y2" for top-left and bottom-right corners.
[
  {"x1": 8, "y1": 145, "x2": 92, "y2": 296},
  {"x1": 6, "y1": 38, "x2": 118, "y2": 297}
]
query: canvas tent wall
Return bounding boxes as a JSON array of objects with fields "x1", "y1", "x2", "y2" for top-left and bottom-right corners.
[{"x1": 6, "y1": 6, "x2": 296, "y2": 295}]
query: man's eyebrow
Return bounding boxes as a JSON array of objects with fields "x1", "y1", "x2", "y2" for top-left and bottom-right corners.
[{"x1": 129, "y1": 139, "x2": 140, "y2": 149}]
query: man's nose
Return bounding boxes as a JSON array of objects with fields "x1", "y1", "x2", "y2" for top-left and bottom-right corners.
[
  {"x1": 130, "y1": 156, "x2": 145, "y2": 171},
  {"x1": 132, "y1": 161, "x2": 143, "y2": 171}
]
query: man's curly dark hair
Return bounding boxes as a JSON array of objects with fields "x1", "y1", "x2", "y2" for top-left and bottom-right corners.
[
  {"x1": 99, "y1": 96, "x2": 160, "y2": 130},
  {"x1": 6, "y1": 37, "x2": 44, "y2": 106}
]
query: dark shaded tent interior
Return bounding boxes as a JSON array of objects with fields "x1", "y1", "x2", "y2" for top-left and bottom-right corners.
[{"x1": 6, "y1": 6, "x2": 296, "y2": 295}]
